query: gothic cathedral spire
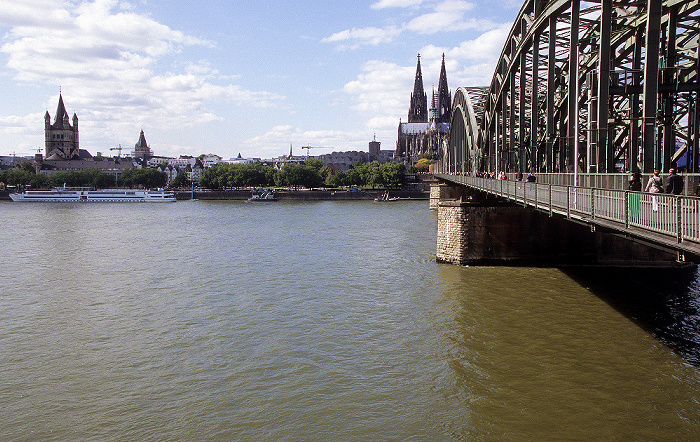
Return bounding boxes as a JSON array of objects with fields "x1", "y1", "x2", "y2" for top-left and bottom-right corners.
[
  {"x1": 436, "y1": 53, "x2": 451, "y2": 124},
  {"x1": 408, "y1": 54, "x2": 428, "y2": 123}
]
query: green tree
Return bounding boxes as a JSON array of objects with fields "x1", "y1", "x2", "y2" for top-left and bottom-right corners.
[
  {"x1": 382, "y1": 162, "x2": 406, "y2": 188},
  {"x1": 169, "y1": 171, "x2": 190, "y2": 188},
  {"x1": 119, "y1": 168, "x2": 167, "y2": 188},
  {"x1": 275, "y1": 162, "x2": 323, "y2": 189}
]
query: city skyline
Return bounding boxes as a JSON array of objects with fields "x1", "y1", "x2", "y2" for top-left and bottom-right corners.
[{"x1": 0, "y1": 0, "x2": 518, "y2": 160}]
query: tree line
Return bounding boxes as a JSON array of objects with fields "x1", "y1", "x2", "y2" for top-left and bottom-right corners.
[
  {"x1": 0, "y1": 163, "x2": 168, "y2": 189},
  {"x1": 1, "y1": 158, "x2": 407, "y2": 191},
  {"x1": 199, "y1": 159, "x2": 406, "y2": 190}
]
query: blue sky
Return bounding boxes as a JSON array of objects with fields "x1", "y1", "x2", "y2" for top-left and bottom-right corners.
[{"x1": 0, "y1": 0, "x2": 519, "y2": 160}]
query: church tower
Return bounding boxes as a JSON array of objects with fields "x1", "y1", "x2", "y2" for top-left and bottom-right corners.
[
  {"x1": 435, "y1": 53, "x2": 451, "y2": 124},
  {"x1": 133, "y1": 129, "x2": 153, "y2": 160},
  {"x1": 45, "y1": 93, "x2": 79, "y2": 160},
  {"x1": 408, "y1": 54, "x2": 428, "y2": 123}
]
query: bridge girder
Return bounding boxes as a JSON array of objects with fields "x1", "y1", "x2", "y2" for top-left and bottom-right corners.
[{"x1": 439, "y1": 0, "x2": 700, "y2": 175}]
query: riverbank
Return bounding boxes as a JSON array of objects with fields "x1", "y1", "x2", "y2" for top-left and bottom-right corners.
[
  {"x1": 175, "y1": 189, "x2": 429, "y2": 201},
  {"x1": 0, "y1": 188, "x2": 429, "y2": 201}
]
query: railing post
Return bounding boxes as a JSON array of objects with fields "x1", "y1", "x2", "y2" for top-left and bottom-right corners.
[
  {"x1": 624, "y1": 190, "x2": 629, "y2": 229},
  {"x1": 549, "y1": 184, "x2": 553, "y2": 217},
  {"x1": 567, "y1": 186, "x2": 571, "y2": 219},
  {"x1": 677, "y1": 196, "x2": 683, "y2": 243},
  {"x1": 591, "y1": 188, "x2": 596, "y2": 219}
]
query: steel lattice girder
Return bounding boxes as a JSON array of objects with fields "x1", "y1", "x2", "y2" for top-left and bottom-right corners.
[{"x1": 444, "y1": 0, "x2": 700, "y2": 175}]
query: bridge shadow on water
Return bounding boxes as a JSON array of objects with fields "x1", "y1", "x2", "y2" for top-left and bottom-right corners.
[{"x1": 563, "y1": 266, "x2": 700, "y2": 367}]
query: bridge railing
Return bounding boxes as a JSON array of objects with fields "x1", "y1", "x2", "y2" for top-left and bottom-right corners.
[{"x1": 436, "y1": 174, "x2": 700, "y2": 246}]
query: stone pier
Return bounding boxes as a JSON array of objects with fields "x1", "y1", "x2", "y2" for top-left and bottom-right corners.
[{"x1": 434, "y1": 183, "x2": 679, "y2": 267}]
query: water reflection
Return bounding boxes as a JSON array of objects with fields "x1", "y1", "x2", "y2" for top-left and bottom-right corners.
[
  {"x1": 564, "y1": 266, "x2": 700, "y2": 366},
  {"x1": 435, "y1": 265, "x2": 700, "y2": 439}
]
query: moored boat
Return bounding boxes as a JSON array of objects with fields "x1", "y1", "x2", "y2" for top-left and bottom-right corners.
[
  {"x1": 248, "y1": 189, "x2": 278, "y2": 201},
  {"x1": 9, "y1": 187, "x2": 176, "y2": 202}
]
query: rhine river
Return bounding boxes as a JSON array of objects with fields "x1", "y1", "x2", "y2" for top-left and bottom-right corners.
[{"x1": 1, "y1": 199, "x2": 700, "y2": 440}]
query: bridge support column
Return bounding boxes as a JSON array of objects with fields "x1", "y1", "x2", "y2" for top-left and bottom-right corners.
[
  {"x1": 435, "y1": 190, "x2": 679, "y2": 266},
  {"x1": 430, "y1": 183, "x2": 471, "y2": 210}
]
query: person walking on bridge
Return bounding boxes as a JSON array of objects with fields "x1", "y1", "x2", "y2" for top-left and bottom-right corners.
[
  {"x1": 665, "y1": 167, "x2": 684, "y2": 195},
  {"x1": 645, "y1": 169, "x2": 663, "y2": 211},
  {"x1": 628, "y1": 171, "x2": 642, "y2": 191}
]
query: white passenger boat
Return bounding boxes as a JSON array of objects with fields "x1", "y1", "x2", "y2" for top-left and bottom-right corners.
[{"x1": 9, "y1": 188, "x2": 176, "y2": 202}]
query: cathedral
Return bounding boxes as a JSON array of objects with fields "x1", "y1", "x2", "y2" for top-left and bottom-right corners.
[
  {"x1": 44, "y1": 93, "x2": 80, "y2": 160},
  {"x1": 396, "y1": 54, "x2": 451, "y2": 165}
]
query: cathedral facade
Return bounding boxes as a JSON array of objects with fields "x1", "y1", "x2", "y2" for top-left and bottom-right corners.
[
  {"x1": 396, "y1": 54, "x2": 451, "y2": 165},
  {"x1": 45, "y1": 94, "x2": 80, "y2": 160}
]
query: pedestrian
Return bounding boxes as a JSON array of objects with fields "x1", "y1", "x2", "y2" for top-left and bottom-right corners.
[
  {"x1": 525, "y1": 173, "x2": 536, "y2": 183},
  {"x1": 644, "y1": 169, "x2": 663, "y2": 211},
  {"x1": 516, "y1": 171, "x2": 523, "y2": 181},
  {"x1": 665, "y1": 167, "x2": 684, "y2": 195},
  {"x1": 628, "y1": 171, "x2": 642, "y2": 191}
]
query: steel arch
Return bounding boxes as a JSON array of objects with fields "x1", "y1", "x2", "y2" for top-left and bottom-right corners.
[{"x1": 441, "y1": 0, "x2": 700, "y2": 176}]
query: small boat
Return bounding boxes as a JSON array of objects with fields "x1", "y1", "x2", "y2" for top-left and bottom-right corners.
[
  {"x1": 9, "y1": 187, "x2": 176, "y2": 202},
  {"x1": 248, "y1": 189, "x2": 278, "y2": 201},
  {"x1": 374, "y1": 192, "x2": 400, "y2": 202}
]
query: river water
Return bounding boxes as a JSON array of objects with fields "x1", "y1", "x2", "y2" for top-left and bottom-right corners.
[{"x1": 1, "y1": 199, "x2": 700, "y2": 440}]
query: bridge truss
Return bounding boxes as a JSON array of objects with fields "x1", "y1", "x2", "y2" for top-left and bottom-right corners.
[{"x1": 440, "y1": 0, "x2": 700, "y2": 176}]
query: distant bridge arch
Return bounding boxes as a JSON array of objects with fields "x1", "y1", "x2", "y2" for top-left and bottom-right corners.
[
  {"x1": 439, "y1": 0, "x2": 700, "y2": 176},
  {"x1": 444, "y1": 87, "x2": 488, "y2": 174}
]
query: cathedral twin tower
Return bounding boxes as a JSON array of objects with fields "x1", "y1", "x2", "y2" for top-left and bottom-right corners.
[{"x1": 397, "y1": 54, "x2": 452, "y2": 164}]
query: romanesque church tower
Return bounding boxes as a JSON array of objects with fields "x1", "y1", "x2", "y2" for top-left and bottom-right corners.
[{"x1": 44, "y1": 94, "x2": 79, "y2": 160}]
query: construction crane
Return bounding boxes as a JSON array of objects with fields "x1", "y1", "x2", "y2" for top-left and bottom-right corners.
[
  {"x1": 300, "y1": 145, "x2": 332, "y2": 160},
  {"x1": 110, "y1": 144, "x2": 123, "y2": 158}
]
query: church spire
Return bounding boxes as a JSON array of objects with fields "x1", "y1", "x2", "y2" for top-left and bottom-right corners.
[
  {"x1": 408, "y1": 54, "x2": 428, "y2": 123},
  {"x1": 436, "y1": 53, "x2": 451, "y2": 124},
  {"x1": 54, "y1": 93, "x2": 69, "y2": 127}
]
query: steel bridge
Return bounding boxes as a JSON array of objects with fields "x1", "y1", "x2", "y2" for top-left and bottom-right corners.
[
  {"x1": 432, "y1": 0, "x2": 700, "y2": 262},
  {"x1": 437, "y1": 0, "x2": 699, "y2": 176}
]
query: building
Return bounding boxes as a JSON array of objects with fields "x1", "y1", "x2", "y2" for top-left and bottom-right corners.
[
  {"x1": 369, "y1": 136, "x2": 381, "y2": 156},
  {"x1": 35, "y1": 94, "x2": 133, "y2": 179},
  {"x1": 132, "y1": 129, "x2": 153, "y2": 160},
  {"x1": 317, "y1": 151, "x2": 370, "y2": 172},
  {"x1": 0, "y1": 155, "x2": 34, "y2": 169},
  {"x1": 316, "y1": 137, "x2": 395, "y2": 172},
  {"x1": 396, "y1": 54, "x2": 451, "y2": 165},
  {"x1": 45, "y1": 94, "x2": 79, "y2": 160}
]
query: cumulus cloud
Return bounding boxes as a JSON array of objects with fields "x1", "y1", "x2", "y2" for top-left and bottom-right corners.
[
  {"x1": 450, "y1": 24, "x2": 511, "y2": 61},
  {"x1": 371, "y1": 0, "x2": 425, "y2": 9},
  {"x1": 243, "y1": 125, "x2": 368, "y2": 157},
  {"x1": 0, "y1": 0, "x2": 283, "y2": 153},
  {"x1": 343, "y1": 60, "x2": 413, "y2": 121},
  {"x1": 321, "y1": 26, "x2": 402, "y2": 49},
  {"x1": 323, "y1": 0, "x2": 502, "y2": 49}
]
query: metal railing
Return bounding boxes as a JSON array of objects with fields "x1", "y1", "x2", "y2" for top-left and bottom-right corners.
[{"x1": 436, "y1": 174, "x2": 700, "y2": 246}]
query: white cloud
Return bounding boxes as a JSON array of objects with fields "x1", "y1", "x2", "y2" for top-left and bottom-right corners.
[
  {"x1": 324, "y1": 0, "x2": 499, "y2": 49},
  {"x1": 321, "y1": 26, "x2": 402, "y2": 49},
  {"x1": 0, "y1": 0, "x2": 284, "y2": 154},
  {"x1": 243, "y1": 125, "x2": 368, "y2": 157},
  {"x1": 450, "y1": 24, "x2": 511, "y2": 61},
  {"x1": 343, "y1": 60, "x2": 412, "y2": 121},
  {"x1": 0, "y1": 1, "x2": 73, "y2": 28},
  {"x1": 371, "y1": 0, "x2": 425, "y2": 9}
]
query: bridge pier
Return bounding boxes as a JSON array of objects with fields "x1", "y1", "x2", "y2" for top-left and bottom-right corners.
[{"x1": 434, "y1": 183, "x2": 680, "y2": 267}]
